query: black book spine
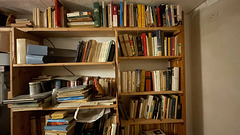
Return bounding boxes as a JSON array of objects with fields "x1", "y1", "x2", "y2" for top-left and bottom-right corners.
[
  {"x1": 79, "y1": 41, "x2": 86, "y2": 62},
  {"x1": 107, "y1": 41, "x2": 115, "y2": 61},
  {"x1": 136, "y1": 36, "x2": 144, "y2": 56}
]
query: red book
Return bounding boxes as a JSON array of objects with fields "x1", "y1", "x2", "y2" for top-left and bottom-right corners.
[
  {"x1": 55, "y1": 0, "x2": 62, "y2": 27},
  {"x1": 111, "y1": 1, "x2": 113, "y2": 22},
  {"x1": 82, "y1": 41, "x2": 89, "y2": 62},
  {"x1": 117, "y1": 5, "x2": 120, "y2": 27},
  {"x1": 127, "y1": 5, "x2": 129, "y2": 27},
  {"x1": 145, "y1": 71, "x2": 152, "y2": 91},
  {"x1": 156, "y1": 7, "x2": 161, "y2": 27},
  {"x1": 141, "y1": 33, "x2": 147, "y2": 56},
  {"x1": 172, "y1": 36, "x2": 175, "y2": 56}
]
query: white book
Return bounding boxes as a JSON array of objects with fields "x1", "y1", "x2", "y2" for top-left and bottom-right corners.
[
  {"x1": 156, "y1": 70, "x2": 160, "y2": 91},
  {"x1": 150, "y1": 6, "x2": 153, "y2": 25},
  {"x1": 151, "y1": 37, "x2": 155, "y2": 56},
  {"x1": 144, "y1": 95, "x2": 153, "y2": 119},
  {"x1": 52, "y1": 10, "x2": 55, "y2": 28},
  {"x1": 32, "y1": 8, "x2": 36, "y2": 26},
  {"x1": 118, "y1": 71, "x2": 121, "y2": 93},
  {"x1": 172, "y1": 67, "x2": 179, "y2": 91},
  {"x1": 164, "y1": 38, "x2": 167, "y2": 56},
  {"x1": 128, "y1": 71, "x2": 132, "y2": 92},
  {"x1": 177, "y1": 5, "x2": 182, "y2": 23},
  {"x1": 132, "y1": 71, "x2": 136, "y2": 92},
  {"x1": 43, "y1": 9, "x2": 48, "y2": 28},
  {"x1": 111, "y1": 124, "x2": 117, "y2": 135},
  {"x1": 99, "y1": 42, "x2": 105, "y2": 62},
  {"x1": 36, "y1": 8, "x2": 40, "y2": 27},
  {"x1": 138, "y1": 98, "x2": 144, "y2": 118},
  {"x1": 146, "y1": 36, "x2": 149, "y2": 56},
  {"x1": 16, "y1": 39, "x2": 39, "y2": 64},
  {"x1": 159, "y1": 70, "x2": 163, "y2": 91},
  {"x1": 104, "y1": 41, "x2": 111, "y2": 62},
  {"x1": 108, "y1": 4, "x2": 112, "y2": 28}
]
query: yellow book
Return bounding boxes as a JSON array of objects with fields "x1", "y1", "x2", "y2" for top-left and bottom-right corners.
[
  {"x1": 137, "y1": 4, "x2": 142, "y2": 27},
  {"x1": 135, "y1": 125, "x2": 139, "y2": 135},
  {"x1": 48, "y1": 7, "x2": 51, "y2": 28},
  {"x1": 148, "y1": 33, "x2": 152, "y2": 56},
  {"x1": 141, "y1": 5, "x2": 145, "y2": 27},
  {"x1": 168, "y1": 37, "x2": 171, "y2": 56},
  {"x1": 123, "y1": 1, "x2": 127, "y2": 27},
  {"x1": 51, "y1": 111, "x2": 68, "y2": 119}
]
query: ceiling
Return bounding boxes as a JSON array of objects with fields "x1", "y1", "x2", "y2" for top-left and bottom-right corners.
[{"x1": 0, "y1": 0, "x2": 206, "y2": 15}]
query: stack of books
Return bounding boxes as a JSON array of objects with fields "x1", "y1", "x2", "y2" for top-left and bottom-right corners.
[
  {"x1": 10, "y1": 19, "x2": 33, "y2": 28},
  {"x1": 122, "y1": 95, "x2": 181, "y2": 120},
  {"x1": 74, "y1": 40, "x2": 115, "y2": 62},
  {"x1": 67, "y1": 11, "x2": 94, "y2": 27},
  {"x1": 119, "y1": 67, "x2": 180, "y2": 93},
  {"x1": 141, "y1": 129, "x2": 166, "y2": 135},
  {"x1": 118, "y1": 30, "x2": 180, "y2": 57},
  {"x1": 93, "y1": 1, "x2": 182, "y2": 28},
  {"x1": 56, "y1": 85, "x2": 92, "y2": 103},
  {"x1": 44, "y1": 111, "x2": 76, "y2": 135},
  {"x1": 3, "y1": 91, "x2": 52, "y2": 111}
]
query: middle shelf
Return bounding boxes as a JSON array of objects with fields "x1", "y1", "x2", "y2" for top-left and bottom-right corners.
[
  {"x1": 13, "y1": 62, "x2": 115, "y2": 67},
  {"x1": 119, "y1": 91, "x2": 183, "y2": 96}
]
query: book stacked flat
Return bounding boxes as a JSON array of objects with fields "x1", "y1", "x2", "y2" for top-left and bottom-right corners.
[
  {"x1": 10, "y1": 19, "x2": 33, "y2": 28},
  {"x1": 119, "y1": 67, "x2": 179, "y2": 93},
  {"x1": 44, "y1": 112, "x2": 76, "y2": 135},
  {"x1": 118, "y1": 30, "x2": 180, "y2": 57},
  {"x1": 93, "y1": 1, "x2": 182, "y2": 28},
  {"x1": 3, "y1": 91, "x2": 52, "y2": 111},
  {"x1": 57, "y1": 85, "x2": 92, "y2": 103},
  {"x1": 123, "y1": 95, "x2": 181, "y2": 120},
  {"x1": 67, "y1": 11, "x2": 94, "y2": 28},
  {"x1": 74, "y1": 40, "x2": 115, "y2": 62}
]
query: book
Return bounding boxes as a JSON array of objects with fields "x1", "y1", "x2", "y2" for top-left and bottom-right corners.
[
  {"x1": 141, "y1": 5, "x2": 145, "y2": 27},
  {"x1": 123, "y1": 34, "x2": 133, "y2": 56},
  {"x1": 120, "y1": 2, "x2": 123, "y2": 27},
  {"x1": 51, "y1": 111, "x2": 68, "y2": 119},
  {"x1": 113, "y1": 6, "x2": 118, "y2": 27},
  {"x1": 142, "y1": 129, "x2": 165, "y2": 135},
  {"x1": 145, "y1": 71, "x2": 152, "y2": 91},
  {"x1": 123, "y1": 1, "x2": 127, "y2": 27},
  {"x1": 44, "y1": 121, "x2": 76, "y2": 131},
  {"x1": 137, "y1": 4, "x2": 142, "y2": 27},
  {"x1": 16, "y1": 39, "x2": 39, "y2": 64},
  {"x1": 27, "y1": 44, "x2": 48, "y2": 56},
  {"x1": 172, "y1": 67, "x2": 179, "y2": 91},
  {"x1": 93, "y1": 2, "x2": 100, "y2": 27},
  {"x1": 141, "y1": 33, "x2": 147, "y2": 56},
  {"x1": 140, "y1": 70, "x2": 145, "y2": 92},
  {"x1": 118, "y1": 35, "x2": 128, "y2": 57}
]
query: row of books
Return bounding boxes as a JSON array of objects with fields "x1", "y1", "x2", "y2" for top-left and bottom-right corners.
[
  {"x1": 118, "y1": 31, "x2": 180, "y2": 57},
  {"x1": 120, "y1": 95, "x2": 181, "y2": 120},
  {"x1": 118, "y1": 67, "x2": 180, "y2": 93},
  {"x1": 67, "y1": 11, "x2": 94, "y2": 27},
  {"x1": 32, "y1": 0, "x2": 66, "y2": 28},
  {"x1": 75, "y1": 40, "x2": 115, "y2": 63},
  {"x1": 93, "y1": 1, "x2": 182, "y2": 28}
]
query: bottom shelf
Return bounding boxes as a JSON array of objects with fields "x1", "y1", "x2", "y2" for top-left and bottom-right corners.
[{"x1": 121, "y1": 118, "x2": 184, "y2": 126}]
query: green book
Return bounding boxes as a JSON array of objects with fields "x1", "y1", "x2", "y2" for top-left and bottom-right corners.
[
  {"x1": 93, "y1": 2, "x2": 100, "y2": 27},
  {"x1": 152, "y1": 6, "x2": 157, "y2": 27},
  {"x1": 133, "y1": 36, "x2": 138, "y2": 56}
]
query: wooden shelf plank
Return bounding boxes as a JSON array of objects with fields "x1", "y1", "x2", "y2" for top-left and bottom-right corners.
[
  {"x1": 12, "y1": 104, "x2": 117, "y2": 112},
  {"x1": 13, "y1": 62, "x2": 114, "y2": 67},
  {"x1": 119, "y1": 56, "x2": 182, "y2": 60},
  {"x1": 119, "y1": 91, "x2": 183, "y2": 96},
  {"x1": 121, "y1": 118, "x2": 184, "y2": 126}
]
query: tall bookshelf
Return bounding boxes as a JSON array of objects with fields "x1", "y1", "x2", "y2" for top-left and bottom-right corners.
[{"x1": 6, "y1": 25, "x2": 185, "y2": 135}]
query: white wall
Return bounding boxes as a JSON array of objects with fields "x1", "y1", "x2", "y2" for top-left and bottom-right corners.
[{"x1": 187, "y1": 0, "x2": 240, "y2": 134}]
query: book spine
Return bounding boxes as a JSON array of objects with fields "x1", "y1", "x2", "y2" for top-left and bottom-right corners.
[
  {"x1": 157, "y1": 7, "x2": 161, "y2": 27},
  {"x1": 128, "y1": 35, "x2": 135, "y2": 56},
  {"x1": 145, "y1": 71, "x2": 152, "y2": 91},
  {"x1": 108, "y1": 4, "x2": 112, "y2": 28},
  {"x1": 118, "y1": 35, "x2": 128, "y2": 57},
  {"x1": 137, "y1": 4, "x2": 141, "y2": 27},
  {"x1": 140, "y1": 70, "x2": 145, "y2": 92},
  {"x1": 93, "y1": 2, "x2": 100, "y2": 27},
  {"x1": 55, "y1": 0, "x2": 61, "y2": 27},
  {"x1": 172, "y1": 67, "x2": 179, "y2": 91},
  {"x1": 133, "y1": 36, "x2": 138, "y2": 56},
  {"x1": 136, "y1": 36, "x2": 143, "y2": 56},
  {"x1": 141, "y1": 33, "x2": 147, "y2": 56},
  {"x1": 148, "y1": 33, "x2": 153, "y2": 56},
  {"x1": 123, "y1": 1, "x2": 127, "y2": 27},
  {"x1": 123, "y1": 34, "x2": 133, "y2": 56},
  {"x1": 141, "y1": 5, "x2": 145, "y2": 27},
  {"x1": 153, "y1": 6, "x2": 157, "y2": 27},
  {"x1": 126, "y1": 5, "x2": 129, "y2": 27},
  {"x1": 113, "y1": 6, "x2": 118, "y2": 27},
  {"x1": 136, "y1": 69, "x2": 141, "y2": 92},
  {"x1": 107, "y1": 41, "x2": 115, "y2": 61},
  {"x1": 102, "y1": 2, "x2": 105, "y2": 27},
  {"x1": 120, "y1": 2, "x2": 123, "y2": 27},
  {"x1": 117, "y1": 5, "x2": 120, "y2": 27}
]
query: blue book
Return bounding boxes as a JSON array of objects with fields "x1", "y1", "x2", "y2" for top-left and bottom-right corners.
[
  {"x1": 26, "y1": 55, "x2": 43, "y2": 64},
  {"x1": 44, "y1": 121, "x2": 76, "y2": 131},
  {"x1": 74, "y1": 41, "x2": 81, "y2": 62},
  {"x1": 27, "y1": 44, "x2": 48, "y2": 55},
  {"x1": 57, "y1": 96, "x2": 84, "y2": 101},
  {"x1": 120, "y1": 2, "x2": 123, "y2": 27}
]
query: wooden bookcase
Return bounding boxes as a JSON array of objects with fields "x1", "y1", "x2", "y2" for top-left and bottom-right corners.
[{"x1": 6, "y1": 25, "x2": 185, "y2": 135}]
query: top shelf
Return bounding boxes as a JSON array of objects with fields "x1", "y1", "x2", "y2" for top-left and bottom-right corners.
[{"x1": 17, "y1": 27, "x2": 180, "y2": 37}]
